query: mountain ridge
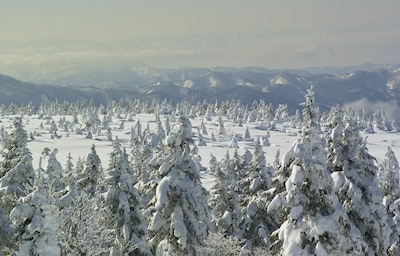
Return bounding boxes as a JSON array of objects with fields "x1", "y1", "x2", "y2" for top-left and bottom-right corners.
[{"x1": 2, "y1": 65, "x2": 400, "y2": 117}]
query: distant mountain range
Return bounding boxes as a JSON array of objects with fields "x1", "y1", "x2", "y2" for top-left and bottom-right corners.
[{"x1": 2, "y1": 64, "x2": 400, "y2": 116}]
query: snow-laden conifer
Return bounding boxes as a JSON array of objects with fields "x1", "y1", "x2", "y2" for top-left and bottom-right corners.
[
  {"x1": 200, "y1": 119, "x2": 208, "y2": 135},
  {"x1": 228, "y1": 135, "x2": 239, "y2": 149},
  {"x1": 237, "y1": 138, "x2": 274, "y2": 250},
  {"x1": 56, "y1": 188, "x2": 113, "y2": 255},
  {"x1": 76, "y1": 144, "x2": 102, "y2": 196},
  {"x1": 101, "y1": 141, "x2": 151, "y2": 255},
  {"x1": 379, "y1": 147, "x2": 400, "y2": 207},
  {"x1": 209, "y1": 153, "x2": 241, "y2": 237},
  {"x1": 132, "y1": 139, "x2": 156, "y2": 201},
  {"x1": 244, "y1": 126, "x2": 251, "y2": 140},
  {"x1": 44, "y1": 148, "x2": 64, "y2": 193},
  {"x1": 329, "y1": 115, "x2": 395, "y2": 255},
  {"x1": 197, "y1": 128, "x2": 207, "y2": 146},
  {"x1": 147, "y1": 116, "x2": 210, "y2": 255},
  {"x1": 0, "y1": 117, "x2": 35, "y2": 213},
  {"x1": 269, "y1": 87, "x2": 367, "y2": 255},
  {"x1": 217, "y1": 115, "x2": 226, "y2": 135},
  {"x1": 378, "y1": 147, "x2": 400, "y2": 254},
  {"x1": 157, "y1": 119, "x2": 165, "y2": 141},
  {"x1": 164, "y1": 116, "x2": 171, "y2": 136},
  {"x1": 10, "y1": 188, "x2": 60, "y2": 256}
]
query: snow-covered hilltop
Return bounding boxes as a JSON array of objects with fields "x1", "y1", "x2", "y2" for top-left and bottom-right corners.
[{"x1": 1, "y1": 89, "x2": 400, "y2": 255}]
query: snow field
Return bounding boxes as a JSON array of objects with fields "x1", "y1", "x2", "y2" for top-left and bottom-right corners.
[{"x1": 0, "y1": 113, "x2": 397, "y2": 191}]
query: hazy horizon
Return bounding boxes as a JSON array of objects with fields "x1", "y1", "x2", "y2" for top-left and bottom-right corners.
[{"x1": 1, "y1": 1, "x2": 400, "y2": 72}]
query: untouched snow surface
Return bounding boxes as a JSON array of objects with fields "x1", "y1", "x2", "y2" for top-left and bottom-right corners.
[{"x1": 0, "y1": 113, "x2": 398, "y2": 191}]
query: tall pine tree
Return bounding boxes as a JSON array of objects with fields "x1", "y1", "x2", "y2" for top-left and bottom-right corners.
[
  {"x1": 147, "y1": 116, "x2": 210, "y2": 255},
  {"x1": 0, "y1": 117, "x2": 35, "y2": 253},
  {"x1": 328, "y1": 115, "x2": 395, "y2": 255},
  {"x1": 269, "y1": 87, "x2": 367, "y2": 255},
  {"x1": 100, "y1": 141, "x2": 151, "y2": 255},
  {"x1": 237, "y1": 138, "x2": 274, "y2": 250}
]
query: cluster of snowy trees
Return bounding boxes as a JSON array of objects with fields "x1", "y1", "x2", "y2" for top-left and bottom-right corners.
[
  {"x1": 1, "y1": 90, "x2": 400, "y2": 255},
  {"x1": 0, "y1": 114, "x2": 210, "y2": 255},
  {"x1": 207, "y1": 89, "x2": 400, "y2": 255}
]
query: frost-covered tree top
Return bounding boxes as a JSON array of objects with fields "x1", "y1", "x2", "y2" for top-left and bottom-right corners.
[
  {"x1": 45, "y1": 148, "x2": 64, "y2": 193},
  {"x1": 326, "y1": 106, "x2": 345, "y2": 173},
  {"x1": 166, "y1": 116, "x2": 192, "y2": 150},
  {"x1": 300, "y1": 86, "x2": 321, "y2": 147}
]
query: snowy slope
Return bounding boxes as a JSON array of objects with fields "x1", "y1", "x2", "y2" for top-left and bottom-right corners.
[{"x1": 0, "y1": 113, "x2": 396, "y2": 191}]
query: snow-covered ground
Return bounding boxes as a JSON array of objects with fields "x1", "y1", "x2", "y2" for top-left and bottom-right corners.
[{"x1": 2, "y1": 112, "x2": 398, "y2": 191}]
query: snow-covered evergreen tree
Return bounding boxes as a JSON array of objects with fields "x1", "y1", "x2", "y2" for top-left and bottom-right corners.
[
  {"x1": 107, "y1": 127, "x2": 113, "y2": 141},
  {"x1": 261, "y1": 135, "x2": 270, "y2": 147},
  {"x1": 379, "y1": 147, "x2": 400, "y2": 208},
  {"x1": 76, "y1": 144, "x2": 102, "y2": 196},
  {"x1": 217, "y1": 115, "x2": 226, "y2": 135},
  {"x1": 204, "y1": 108, "x2": 213, "y2": 121},
  {"x1": 157, "y1": 119, "x2": 166, "y2": 141},
  {"x1": 200, "y1": 119, "x2": 208, "y2": 135},
  {"x1": 325, "y1": 106, "x2": 345, "y2": 174},
  {"x1": 0, "y1": 117, "x2": 34, "y2": 190},
  {"x1": 138, "y1": 147, "x2": 166, "y2": 230},
  {"x1": 132, "y1": 139, "x2": 155, "y2": 191},
  {"x1": 228, "y1": 135, "x2": 239, "y2": 149},
  {"x1": 101, "y1": 141, "x2": 150, "y2": 255},
  {"x1": 197, "y1": 129, "x2": 207, "y2": 146},
  {"x1": 378, "y1": 147, "x2": 400, "y2": 253},
  {"x1": 225, "y1": 149, "x2": 246, "y2": 187},
  {"x1": 44, "y1": 148, "x2": 64, "y2": 193},
  {"x1": 208, "y1": 154, "x2": 219, "y2": 174},
  {"x1": 164, "y1": 116, "x2": 171, "y2": 136},
  {"x1": 269, "y1": 87, "x2": 367, "y2": 255},
  {"x1": 56, "y1": 189, "x2": 113, "y2": 255},
  {"x1": 82, "y1": 106, "x2": 101, "y2": 132},
  {"x1": 209, "y1": 156, "x2": 241, "y2": 237},
  {"x1": 241, "y1": 148, "x2": 253, "y2": 170},
  {"x1": 63, "y1": 153, "x2": 75, "y2": 187},
  {"x1": 237, "y1": 138, "x2": 273, "y2": 251},
  {"x1": 390, "y1": 119, "x2": 400, "y2": 133},
  {"x1": 0, "y1": 117, "x2": 35, "y2": 219},
  {"x1": 244, "y1": 126, "x2": 251, "y2": 140},
  {"x1": 210, "y1": 132, "x2": 216, "y2": 142},
  {"x1": 330, "y1": 116, "x2": 395, "y2": 255},
  {"x1": 147, "y1": 116, "x2": 210, "y2": 255},
  {"x1": 373, "y1": 108, "x2": 390, "y2": 131},
  {"x1": 10, "y1": 188, "x2": 60, "y2": 256}
]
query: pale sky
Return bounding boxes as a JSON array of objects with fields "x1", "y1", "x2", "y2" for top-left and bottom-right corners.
[{"x1": 1, "y1": 0, "x2": 400, "y2": 70}]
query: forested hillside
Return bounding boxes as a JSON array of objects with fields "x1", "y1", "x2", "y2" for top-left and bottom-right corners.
[{"x1": 0, "y1": 88, "x2": 400, "y2": 255}]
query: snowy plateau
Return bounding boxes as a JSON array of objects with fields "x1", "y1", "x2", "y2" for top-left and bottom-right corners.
[{"x1": 1, "y1": 71, "x2": 400, "y2": 254}]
